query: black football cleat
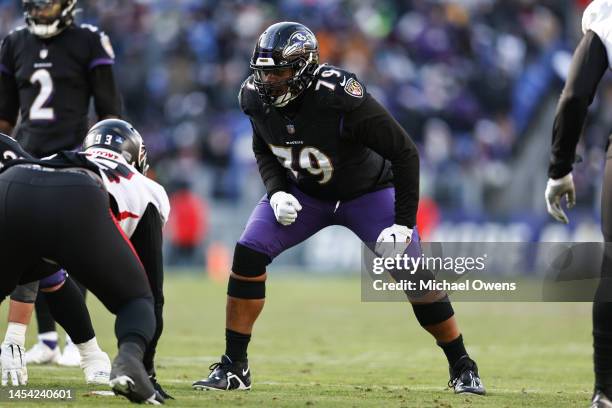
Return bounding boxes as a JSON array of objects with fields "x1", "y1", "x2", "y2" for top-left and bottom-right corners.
[
  {"x1": 192, "y1": 355, "x2": 251, "y2": 391},
  {"x1": 150, "y1": 375, "x2": 174, "y2": 400},
  {"x1": 592, "y1": 390, "x2": 612, "y2": 407},
  {"x1": 448, "y1": 356, "x2": 485, "y2": 395},
  {"x1": 110, "y1": 346, "x2": 164, "y2": 404}
]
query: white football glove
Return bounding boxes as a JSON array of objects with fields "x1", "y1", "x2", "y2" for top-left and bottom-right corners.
[
  {"x1": 1, "y1": 343, "x2": 27, "y2": 386},
  {"x1": 269, "y1": 191, "x2": 302, "y2": 226},
  {"x1": 375, "y1": 224, "x2": 414, "y2": 259},
  {"x1": 545, "y1": 173, "x2": 575, "y2": 224}
]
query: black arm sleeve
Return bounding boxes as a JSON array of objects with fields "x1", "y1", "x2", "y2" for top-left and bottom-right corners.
[
  {"x1": 90, "y1": 65, "x2": 122, "y2": 119},
  {"x1": 251, "y1": 120, "x2": 288, "y2": 197},
  {"x1": 549, "y1": 30, "x2": 609, "y2": 179},
  {"x1": 0, "y1": 36, "x2": 18, "y2": 125},
  {"x1": 344, "y1": 95, "x2": 420, "y2": 227},
  {"x1": 130, "y1": 203, "x2": 164, "y2": 295},
  {"x1": 0, "y1": 73, "x2": 18, "y2": 125},
  {"x1": 130, "y1": 203, "x2": 164, "y2": 373}
]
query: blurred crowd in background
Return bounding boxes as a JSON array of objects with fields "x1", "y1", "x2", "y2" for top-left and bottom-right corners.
[{"x1": 0, "y1": 0, "x2": 611, "y2": 264}]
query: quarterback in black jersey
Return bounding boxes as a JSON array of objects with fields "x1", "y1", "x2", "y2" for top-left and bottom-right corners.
[
  {"x1": 544, "y1": 1, "x2": 612, "y2": 406},
  {"x1": 0, "y1": 0, "x2": 122, "y2": 376},
  {"x1": 0, "y1": 0, "x2": 121, "y2": 157},
  {"x1": 193, "y1": 22, "x2": 485, "y2": 396}
]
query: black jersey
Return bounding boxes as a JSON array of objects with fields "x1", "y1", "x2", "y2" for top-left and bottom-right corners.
[
  {"x1": 240, "y1": 65, "x2": 420, "y2": 227},
  {"x1": 0, "y1": 133, "x2": 112, "y2": 181},
  {"x1": 0, "y1": 24, "x2": 121, "y2": 157},
  {"x1": 0, "y1": 132, "x2": 166, "y2": 281}
]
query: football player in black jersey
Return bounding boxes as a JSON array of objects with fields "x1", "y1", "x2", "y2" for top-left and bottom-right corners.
[
  {"x1": 0, "y1": 0, "x2": 122, "y2": 373},
  {"x1": 192, "y1": 22, "x2": 485, "y2": 396},
  {"x1": 0, "y1": 120, "x2": 174, "y2": 399},
  {"x1": 544, "y1": 2, "x2": 612, "y2": 406},
  {"x1": 0, "y1": 125, "x2": 165, "y2": 404},
  {"x1": 0, "y1": 0, "x2": 121, "y2": 156}
]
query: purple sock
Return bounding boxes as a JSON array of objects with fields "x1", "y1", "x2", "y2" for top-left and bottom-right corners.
[
  {"x1": 42, "y1": 339, "x2": 57, "y2": 349},
  {"x1": 38, "y1": 332, "x2": 58, "y2": 350}
]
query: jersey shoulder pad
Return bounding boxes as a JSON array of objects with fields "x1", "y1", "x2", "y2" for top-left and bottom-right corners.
[
  {"x1": 0, "y1": 133, "x2": 32, "y2": 168},
  {"x1": 582, "y1": 0, "x2": 612, "y2": 68},
  {"x1": 2, "y1": 26, "x2": 27, "y2": 46},
  {"x1": 78, "y1": 24, "x2": 115, "y2": 59},
  {"x1": 311, "y1": 64, "x2": 366, "y2": 112},
  {"x1": 7, "y1": 25, "x2": 28, "y2": 37},
  {"x1": 238, "y1": 75, "x2": 264, "y2": 116},
  {"x1": 79, "y1": 23, "x2": 103, "y2": 34},
  {"x1": 143, "y1": 176, "x2": 171, "y2": 225}
]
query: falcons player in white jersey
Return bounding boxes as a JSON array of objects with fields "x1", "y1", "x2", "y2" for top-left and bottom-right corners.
[
  {"x1": 0, "y1": 119, "x2": 172, "y2": 399},
  {"x1": 544, "y1": 1, "x2": 612, "y2": 406}
]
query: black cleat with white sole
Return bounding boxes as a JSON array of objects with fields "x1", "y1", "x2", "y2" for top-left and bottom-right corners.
[
  {"x1": 448, "y1": 356, "x2": 485, "y2": 395},
  {"x1": 592, "y1": 390, "x2": 612, "y2": 408},
  {"x1": 150, "y1": 374, "x2": 174, "y2": 400},
  {"x1": 192, "y1": 355, "x2": 251, "y2": 391},
  {"x1": 110, "y1": 345, "x2": 164, "y2": 404}
]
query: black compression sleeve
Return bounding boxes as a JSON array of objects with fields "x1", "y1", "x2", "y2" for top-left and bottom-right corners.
[
  {"x1": 130, "y1": 204, "x2": 164, "y2": 298},
  {"x1": 90, "y1": 65, "x2": 122, "y2": 119},
  {"x1": 251, "y1": 120, "x2": 288, "y2": 197},
  {"x1": 549, "y1": 30, "x2": 609, "y2": 179},
  {"x1": 130, "y1": 203, "x2": 165, "y2": 373},
  {"x1": 344, "y1": 95, "x2": 420, "y2": 227},
  {"x1": 0, "y1": 72, "x2": 18, "y2": 125}
]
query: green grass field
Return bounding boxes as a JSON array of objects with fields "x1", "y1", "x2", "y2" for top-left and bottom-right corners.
[{"x1": 0, "y1": 273, "x2": 594, "y2": 407}]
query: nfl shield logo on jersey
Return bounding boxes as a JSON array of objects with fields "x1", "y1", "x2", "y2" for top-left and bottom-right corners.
[
  {"x1": 39, "y1": 49, "x2": 48, "y2": 59},
  {"x1": 344, "y1": 78, "x2": 363, "y2": 98}
]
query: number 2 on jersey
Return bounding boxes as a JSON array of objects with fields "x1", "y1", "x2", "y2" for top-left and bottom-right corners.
[
  {"x1": 270, "y1": 145, "x2": 333, "y2": 184},
  {"x1": 29, "y1": 69, "x2": 54, "y2": 120}
]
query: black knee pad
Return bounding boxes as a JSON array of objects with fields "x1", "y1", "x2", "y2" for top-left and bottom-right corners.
[
  {"x1": 232, "y1": 243, "x2": 271, "y2": 278},
  {"x1": 10, "y1": 282, "x2": 40, "y2": 303},
  {"x1": 412, "y1": 295, "x2": 455, "y2": 326},
  {"x1": 227, "y1": 276, "x2": 265, "y2": 300}
]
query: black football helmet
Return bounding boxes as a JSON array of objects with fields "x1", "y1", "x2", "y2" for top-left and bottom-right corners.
[
  {"x1": 250, "y1": 22, "x2": 319, "y2": 107},
  {"x1": 83, "y1": 119, "x2": 149, "y2": 175},
  {"x1": 22, "y1": 0, "x2": 77, "y2": 38}
]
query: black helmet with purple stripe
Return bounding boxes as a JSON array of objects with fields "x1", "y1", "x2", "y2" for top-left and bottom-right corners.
[{"x1": 250, "y1": 22, "x2": 319, "y2": 107}]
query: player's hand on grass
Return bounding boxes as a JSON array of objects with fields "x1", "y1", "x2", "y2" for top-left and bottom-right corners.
[
  {"x1": 375, "y1": 224, "x2": 413, "y2": 259},
  {"x1": 545, "y1": 173, "x2": 575, "y2": 224},
  {"x1": 1, "y1": 343, "x2": 27, "y2": 386},
  {"x1": 270, "y1": 191, "x2": 302, "y2": 226}
]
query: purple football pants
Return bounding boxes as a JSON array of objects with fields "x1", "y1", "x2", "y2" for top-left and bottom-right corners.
[{"x1": 238, "y1": 186, "x2": 420, "y2": 261}]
